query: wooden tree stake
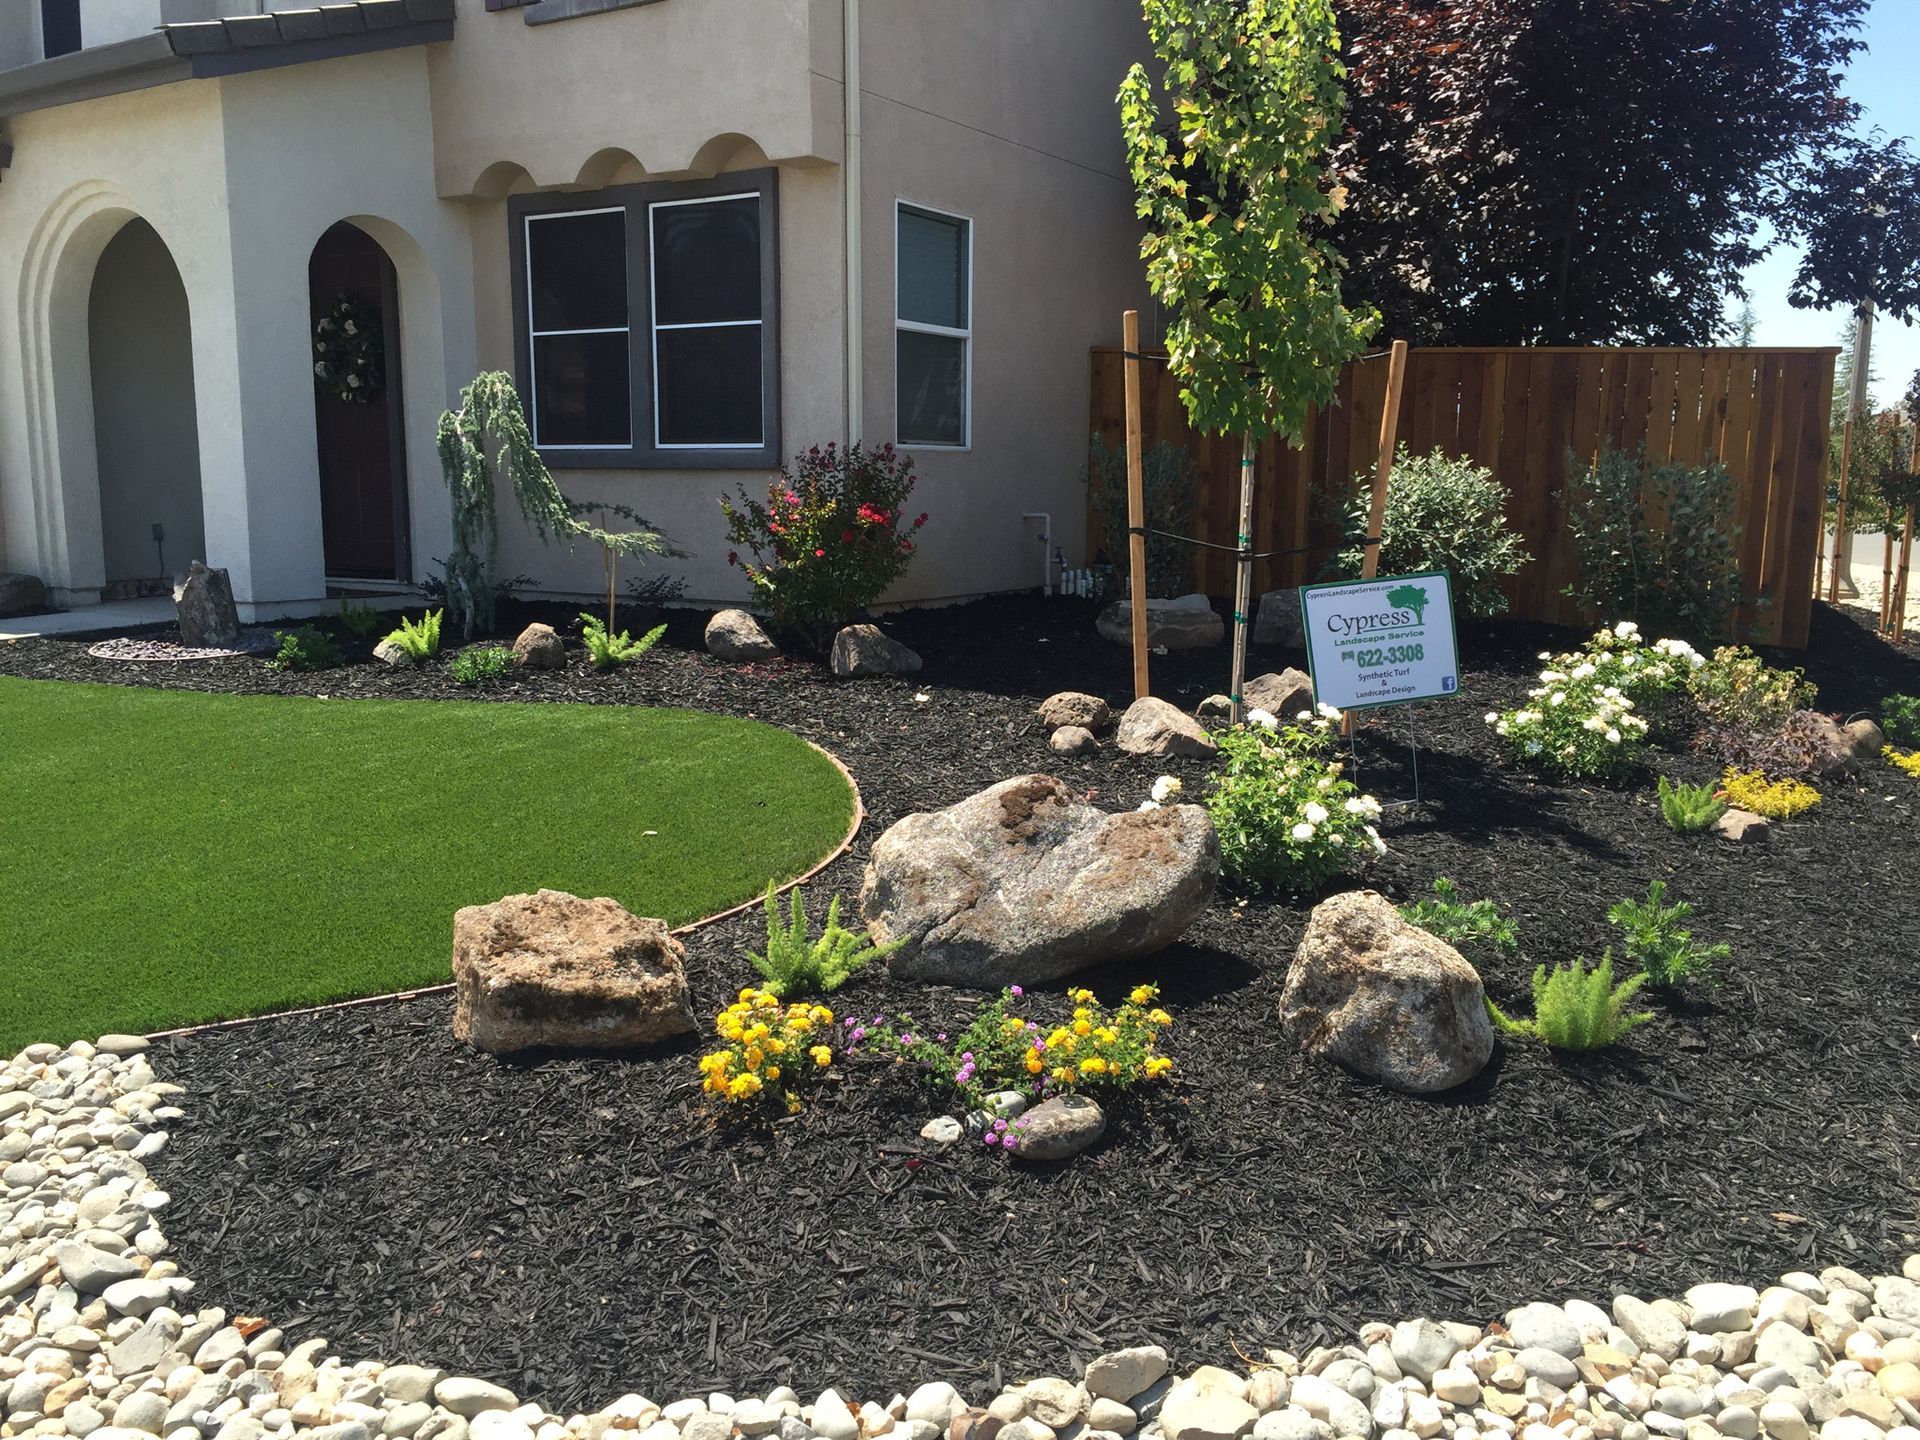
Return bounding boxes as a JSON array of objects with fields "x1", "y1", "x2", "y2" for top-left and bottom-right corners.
[
  {"x1": 1828, "y1": 416, "x2": 1854, "y2": 605},
  {"x1": 1228, "y1": 431, "x2": 1256, "y2": 724},
  {"x1": 1344, "y1": 340, "x2": 1409, "y2": 741},
  {"x1": 1123, "y1": 310, "x2": 1150, "y2": 701}
]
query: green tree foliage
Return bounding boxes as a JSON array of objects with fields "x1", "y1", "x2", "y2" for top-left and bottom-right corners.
[
  {"x1": 1328, "y1": 0, "x2": 1868, "y2": 345},
  {"x1": 1785, "y1": 132, "x2": 1920, "y2": 325},
  {"x1": 436, "y1": 373, "x2": 668, "y2": 639},
  {"x1": 1118, "y1": 0, "x2": 1375, "y2": 446}
]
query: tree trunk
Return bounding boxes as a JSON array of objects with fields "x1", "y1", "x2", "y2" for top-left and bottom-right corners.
[{"x1": 1228, "y1": 430, "x2": 1256, "y2": 725}]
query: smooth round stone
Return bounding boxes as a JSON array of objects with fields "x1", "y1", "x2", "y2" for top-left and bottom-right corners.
[
  {"x1": 1392, "y1": 1322, "x2": 1461, "y2": 1384},
  {"x1": 1514, "y1": 1350, "x2": 1579, "y2": 1390},
  {"x1": 1687, "y1": 1286, "x2": 1760, "y2": 1336},
  {"x1": 1759, "y1": 1403, "x2": 1809, "y2": 1440},
  {"x1": 1717, "y1": 1408, "x2": 1759, "y2": 1439},
  {"x1": 1509, "y1": 1305, "x2": 1584, "y2": 1360}
]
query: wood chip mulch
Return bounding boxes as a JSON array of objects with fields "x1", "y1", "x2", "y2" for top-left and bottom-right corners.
[{"x1": 5, "y1": 596, "x2": 1918, "y2": 1413}]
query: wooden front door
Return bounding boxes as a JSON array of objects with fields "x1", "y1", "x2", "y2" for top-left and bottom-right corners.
[{"x1": 309, "y1": 223, "x2": 410, "y2": 581}]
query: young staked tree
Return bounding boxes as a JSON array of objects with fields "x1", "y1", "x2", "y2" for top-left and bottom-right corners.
[
  {"x1": 436, "y1": 372, "x2": 668, "y2": 639},
  {"x1": 1120, "y1": 0, "x2": 1376, "y2": 718}
]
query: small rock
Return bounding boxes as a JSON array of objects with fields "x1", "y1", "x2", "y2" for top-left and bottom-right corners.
[
  {"x1": 1085, "y1": 1348, "x2": 1171, "y2": 1404},
  {"x1": 1089, "y1": 1401, "x2": 1137, "y2": 1436},
  {"x1": 1615, "y1": 1297, "x2": 1689, "y2": 1362},
  {"x1": 1755, "y1": 1328, "x2": 1823, "y2": 1372},
  {"x1": 53, "y1": 1240, "x2": 142, "y2": 1294},
  {"x1": 1758, "y1": 1402, "x2": 1808, "y2": 1440},
  {"x1": 1014, "y1": 1095, "x2": 1107, "y2": 1161},
  {"x1": 1252, "y1": 1415, "x2": 1329, "y2": 1440},
  {"x1": 1513, "y1": 1349, "x2": 1579, "y2": 1389},
  {"x1": 1431, "y1": 1371, "x2": 1482, "y2": 1407},
  {"x1": 382, "y1": 1368, "x2": 446, "y2": 1405},
  {"x1": 705, "y1": 610, "x2": 779, "y2": 662},
  {"x1": 1038, "y1": 693, "x2": 1113, "y2": 733},
  {"x1": 921, "y1": 1117, "x2": 965, "y2": 1146},
  {"x1": 374, "y1": 637, "x2": 415, "y2": 667},
  {"x1": 1507, "y1": 1304, "x2": 1584, "y2": 1360},
  {"x1": 1242, "y1": 670, "x2": 1314, "y2": 720},
  {"x1": 1289, "y1": 1375, "x2": 1374, "y2": 1438},
  {"x1": 1687, "y1": 1284, "x2": 1760, "y2": 1334},
  {"x1": 95, "y1": 1035, "x2": 151, "y2": 1056},
  {"x1": 1713, "y1": 809, "x2": 1769, "y2": 845},
  {"x1": 1050, "y1": 726, "x2": 1099, "y2": 756},
  {"x1": 435, "y1": 1380, "x2": 519, "y2": 1418},
  {"x1": 906, "y1": 1386, "x2": 967, "y2": 1430},
  {"x1": 814, "y1": 1390, "x2": 860, "y2": 1440},
  {"x1": 1391, "y1": 1320, "x2": 1462, "y2": 1383},
  {"x1": 1025, "y1": 1381, "x2": 1086, "y2": 1430},
  {"x1": 1160, "y1": 1382, "x2": 1257, "y2": 1440}
]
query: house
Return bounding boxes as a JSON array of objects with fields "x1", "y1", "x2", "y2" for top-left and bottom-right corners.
[{"x1": 0, "y1": 0, "x2": 1151, "y2": 620}]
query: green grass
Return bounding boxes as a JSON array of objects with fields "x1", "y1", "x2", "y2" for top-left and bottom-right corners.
[{"x1": 0, "y1": 678, "x2": 856, "y2": 1050}]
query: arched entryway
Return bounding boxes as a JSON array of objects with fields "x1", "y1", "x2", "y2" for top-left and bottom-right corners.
[
  {"x1": 88, "y1": 218, "x2": 205, "y2": 596},
  {"x1": 309, "y1": 221, "x2": 410, "y2": 582}
]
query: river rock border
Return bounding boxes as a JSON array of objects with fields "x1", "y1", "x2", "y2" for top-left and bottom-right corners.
[{"x1": 5, "y1": 1036, "x2": 1920, "y2": 1440}]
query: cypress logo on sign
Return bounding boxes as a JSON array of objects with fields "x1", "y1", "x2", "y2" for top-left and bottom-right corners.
[{"x1": 1300, "y1": 571, "x2": 1461, "y2": 711}]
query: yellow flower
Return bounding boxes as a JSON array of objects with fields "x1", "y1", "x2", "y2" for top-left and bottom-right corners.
[
  {"x1": 744, "y1": 1045, "x2": 765, "y2": 1070},
  {"x1": 765, "y1": 1036, "x2": 787, "y2": 1055},
  {"x1": 1147, "y1": 1008, "x2": 1172, "y2": 1026},
  {"x1": 1024, "y1": 1054, "x2": 1044, "y2": 1074},
  {"x1": 810, "y1": 1045, "x2": 832, "y2": 1067},
  {"x1": 1129, "y1": 984, "x2": 1156, "y2": 1005},
  {"x1": 1050, "y1": 1066, "x2": 1075, "y2": 1085},
  {"x1": 1070, "y1": 987, "x2": 1095, "y2": 1004},
  {"x1": 786, "y1": 1097, "x2": 802, "y2": 1115},
  {"x1": 1143, "y1": 1055, "x2": 1173, "y2": 1079},
  {"x1": 764, "y1": 1064, "x2": 781, "y2": 1081},
  {"x1": 1079, "y1": 1056, "x2": 1109, "y2": 1076},
  {"x1": 738, "y1": 987, "x2": 757, "y2": 1003},
  {"x1": 727, "y1": 1073, "x2": 762, "y2": 1100},
  {"x1": 1002, "y1": 1016, "x2": 1026, "y2": 1035},
  {"x1": 698, "y1": 1051, "x2": 732, "y2": 1075},
  {"x1": 1046, "y1": 1027, "x2": 1073, "y2": 1049},
  {"x1": 1072, "y1": 1007, "x2": 1091, "y2": 1023},
  {"x1": 1093, "y1": 1026, "x2": 1117, "y2": 1045},
  {"x1": 811, "y1": 1005, "x2": 834, "y2": 1025},
  {"x1": 1072, "y1": 1018, "x2": 1092, "y2": 1037}
]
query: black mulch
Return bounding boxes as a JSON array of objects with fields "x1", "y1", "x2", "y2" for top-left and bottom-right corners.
[{"x1": 6, "y1": 598, "x2": 1920, "y2": 1412}]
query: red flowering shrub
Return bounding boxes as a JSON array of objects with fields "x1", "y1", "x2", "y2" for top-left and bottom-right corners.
[{"x1": 720, "y1": 443, "x2": 926, "y2": 650}]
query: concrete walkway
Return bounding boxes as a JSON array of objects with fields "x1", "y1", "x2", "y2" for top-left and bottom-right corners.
[{"x1": 0, "y1": 596, "x2": 177, "y2": 642}]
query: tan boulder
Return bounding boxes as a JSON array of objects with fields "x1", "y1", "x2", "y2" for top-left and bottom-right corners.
[
  {"x1": 452, "y1": 889, "x2": 695, "y2": 1054},
  {"x1": 1037, "y1": 691, "x2": 1113, "y2": 733},
  {"x1": 1280, "y1": 890, "x2": 1495, "y2": 1093},
  {"x1": 1115, "y1": 696, "x2": 1217, "y2": 757},
  {"x1": 511, "y1": 623, "x2": 566, "y2": 670}
]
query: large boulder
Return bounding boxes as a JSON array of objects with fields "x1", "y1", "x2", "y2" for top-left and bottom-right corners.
[
  {"x1": 1279, "y1": 890, "x2": 1495, "y2": 1093},
  {"x1": 1116, "y1": 696, "x2": 1217, "y2": 757},
  {"x1": 1096, "y1": 594, "x2": 1225, "y2": 650},
  {"x1": 511, "y1": 623, "x2": 566, "y2": 670},
  {"x1": 706, "y1": 609, "x2": 779, "y2": 662},
  {"x1": 830, "y1": 623, "x2": 923, "y2": 677},
  {"x1": 1253, "y1": 588, "x2": 1305, "y2": 649},
  {"x1": 451, "y1": 888, "x2": 695, "y2": 1054},
  {"x1": 860, "y1": 774, "x2": 1219, "y2": 987},
  {"x1": 1806, "y1": 713, "x2": 1884, "y2": 777},
  {"x1": 0, "y1": 572, "x2": 48, "y2": 618},
  {"x1": 173, "y1": 561, "x2": 240, "y2": 649},
  {"x1": 1243, "y1": 668, "x2": 1315, "y2": 720}
]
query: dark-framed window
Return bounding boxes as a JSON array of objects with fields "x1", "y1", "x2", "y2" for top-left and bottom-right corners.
[
  {"x1": 895, "y1": 201, "x2": 971, "y2": 449},
  {"x1": 508, "y1": 170, "x2": 780, "y2": 469},
  {"x1": 42, "y1": 0, "x2": 82, "y2": 57}
]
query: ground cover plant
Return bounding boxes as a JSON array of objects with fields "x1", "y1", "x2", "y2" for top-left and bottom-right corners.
[
  {"x1": 0, "y1": 678, "x2": 854, "y2": 1049},
  {"x1": 266, "y1": 625, "x2": 343, "y2": 672},
  {"x1": 699, "y1": 988, "x2": 839, "y2": 1115},
  {"x1": 1721, "y1": 768, "x2": 1822, "y2": 819},
  {"x1": 1607, "y1": 880, "x2": 1727, "y2": 988},
  {"x1": 1657, "y1": 776, "x2": 1726, "y2": 834},
  {"x1": 448, "y1": 644, "x2": 513, "y2": 687},
  {"x1": 1882, "y1": 693, "x2": 1920, "y2": 746},
  {"x1": 746, "y1": 885, "x2": 902, "y2": 998},
  {"x1": 1399, "y1": 877, "x2": 1519, "y2": 964},
  {"x1": 1488, "y1": 954, "x2": 1654, "y2": 1051},
  {"x1": 338, "y1": 597, "x2": 385, "y2": 638},
  {"x1": 1886, "y1": 745, "x2": 1920, "y2": 779}
]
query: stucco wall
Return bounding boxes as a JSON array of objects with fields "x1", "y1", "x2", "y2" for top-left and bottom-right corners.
[{"x1": 87, "y1": 217, "x2": 205, "y2": 583}]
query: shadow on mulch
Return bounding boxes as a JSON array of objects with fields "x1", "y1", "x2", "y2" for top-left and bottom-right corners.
[{"x1": 4, "y1": 596, "x2": 1917, "y2": 1413}]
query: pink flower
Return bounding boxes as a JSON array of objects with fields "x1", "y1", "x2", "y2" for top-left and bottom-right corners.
[{"x1": 814, "y1": 547, "x2": 826, "y2": 558}]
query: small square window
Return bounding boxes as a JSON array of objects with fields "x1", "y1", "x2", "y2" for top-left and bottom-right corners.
[{"x1": 896, "y1": 203, "x2": 971, "y2": 449}]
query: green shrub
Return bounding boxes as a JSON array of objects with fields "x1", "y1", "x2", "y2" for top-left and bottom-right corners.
[
  {"x1": 1488, "y1": 953, "x2": 1653, "y2": 1051},
  {"x1": 1882, "y1": 693, "x2": 1920, "y2": 748},
  {"x1": 745, "y1": 885, "x2": 901, "y2": 998},
  {"x1": 1205, "y1": 711, "x2": 1386, "y2": 894},
  {"x1": 580, "y1": 612, "x2": 665, "y2": 671},
  {"x1": 1086, "y1": 433, "x2": 1198, "y2": 598},
  {"x1": 1331, "y1": 446, "x2": 1528, "y2": 617},
  {"x1": 382, "y1": 610, "x2": 443, "y2": 663},
  {"x1": 1563, "y1": 446, "x2": 1742, "y2": 641},
  {"x1": 1399, "y1": 877, "x2": 1519, "y2": 963},
  {"x1": 1656, "y1": 776, "x2": 1726, "y2": 834},
  {"x1": 1487, "y1": 623, "x2": 1700, "y2": 782},
  {"x1": 266, "y1": 626, "x2": 343, "y2": 673},
  {"x1": 449, "y1": 645, "x2": 514, "y2": 687},
  {"x1": 338, "y1": 597, "x2": 385, "y2": 638},
  {"x1": 1607, "y1": 880, "x2": 1727, "y2": 988},
  {"x1": 1688, "y1": 646, "x2": 1819, "y2": 772},
  {"x1": 720, "y1": 442, "x2": 924, "y2": 651}
]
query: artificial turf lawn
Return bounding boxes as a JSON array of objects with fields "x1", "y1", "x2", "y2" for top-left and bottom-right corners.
[{"x1": 0, "y1": 677, "x2": 856, "y2": 1050}]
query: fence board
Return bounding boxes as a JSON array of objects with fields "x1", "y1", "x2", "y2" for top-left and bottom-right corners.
[{"x1": 1087, "y1": 345, "x2": 1838, "y2": 647}]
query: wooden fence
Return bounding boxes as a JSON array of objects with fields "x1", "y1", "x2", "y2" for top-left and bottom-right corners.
[{"x1": 1087, "y1": 346, "x2": 1838, "y2": 648}]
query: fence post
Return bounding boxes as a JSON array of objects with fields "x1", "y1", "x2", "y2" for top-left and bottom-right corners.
[{"x1": 1123, "y1": 310, "x2": 1150, "y2": 701}]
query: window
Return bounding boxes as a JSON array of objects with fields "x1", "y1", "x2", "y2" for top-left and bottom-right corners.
[
  {"x1": 42, "y1": 0, "x2": 81, "y2": 57},
  {"x1": 509, "y1": 172, "x2": 780, "y2": 469},
  {"x1": 896, "y1": 203, "x2": 971, "y2": 449}
]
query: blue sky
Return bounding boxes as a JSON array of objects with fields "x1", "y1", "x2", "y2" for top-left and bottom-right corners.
[{"x1": 1736, "y1": 0, "x2": 1920, "y2": 409}]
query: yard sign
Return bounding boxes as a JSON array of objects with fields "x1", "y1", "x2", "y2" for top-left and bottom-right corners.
[{"x1": 1299, "y1": 570, "x2": 1461, "y2": 711}]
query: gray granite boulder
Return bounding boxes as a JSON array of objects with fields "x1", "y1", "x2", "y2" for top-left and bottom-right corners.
[
  {"x1": 1015, "y1": 1094, "x2": 1107, "y2": 1162},
  {"x1": 1096, "y1": 594, "x2": 1224, "y2": 650},
  {"x1": 1253, "y1": 587, "x2": 1305, "y2": 648},
  {"x1": 831, "y1": 623, "x2": 922, "y2": 677},
  {"x1": 706, "y1": 609, "x2": 779, "y2": 662},
  {"x1": 1243, "y1": 668, "x2": 1315, "y2": 720},
  {"x1": 1116, "y1": 696, "x2": 1217, "y2": 757},
  {"x1": 860, "y1": 774, "x2": 1219, "y2": 987},
  {"x1": 1280, "y1": 890, "x2": 1495, "y2": 1093},
  {"x1": 172, "y1": 561, "x2": 239, "y2": 649}
]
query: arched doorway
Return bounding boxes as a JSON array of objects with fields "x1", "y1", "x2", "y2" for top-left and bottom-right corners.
[
  {"x1": 309, "y1": 222, "x2": 410, "y2": 581},
  {"x1": 88, "y1": 218, "x2": 205, "y2": 596}
]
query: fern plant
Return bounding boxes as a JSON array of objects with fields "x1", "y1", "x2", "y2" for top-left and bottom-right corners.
[
  {"x1": 579, "y1": 613, "x2": 665, "y2": 671},
  {"x1": 382, "y1": 609, "x2": 443, "y2": 663},
  {"x1": 1487, "y1": 953, "x2": 1653, "y2": 1051},
  {"x1": 1607, "y1": 880, "x2": 1728, "y2": 988},
  {"x1": 1656, "y1": 776, "x2": 1726, "y2": 834},
  {"x1": 1399, "y1": 877, "x2": 1520, "y2": 962},
  {"x1": 747, "y1": 885, "x2": 903, "y2": 998},
  {"x1": 338, "y1": 597, "x2": 385, "y2": 638}
]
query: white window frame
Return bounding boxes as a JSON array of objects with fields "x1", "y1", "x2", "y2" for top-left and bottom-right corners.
[
  {"x1": 648, "y1": 191, "x2": 766, "y2": 452},
  {"x1": 894, "y1": 199, "x2": 973, "y2": 452},
  {"x1": 523, "y1": 205, "x2": 633, "y2": 452}
]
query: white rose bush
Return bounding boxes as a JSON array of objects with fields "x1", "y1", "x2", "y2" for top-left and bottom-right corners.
[
  {"x1": 1488, "y1": 622, "x2": 1704, "y2": 782},
  {"x1": 1201, "y1": 706, "x2": 1386, "y2": 893}
]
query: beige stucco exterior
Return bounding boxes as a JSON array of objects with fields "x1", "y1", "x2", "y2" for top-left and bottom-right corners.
[{"x1": 0, "y1": 0, "x2": 1150, "y2": 618}]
